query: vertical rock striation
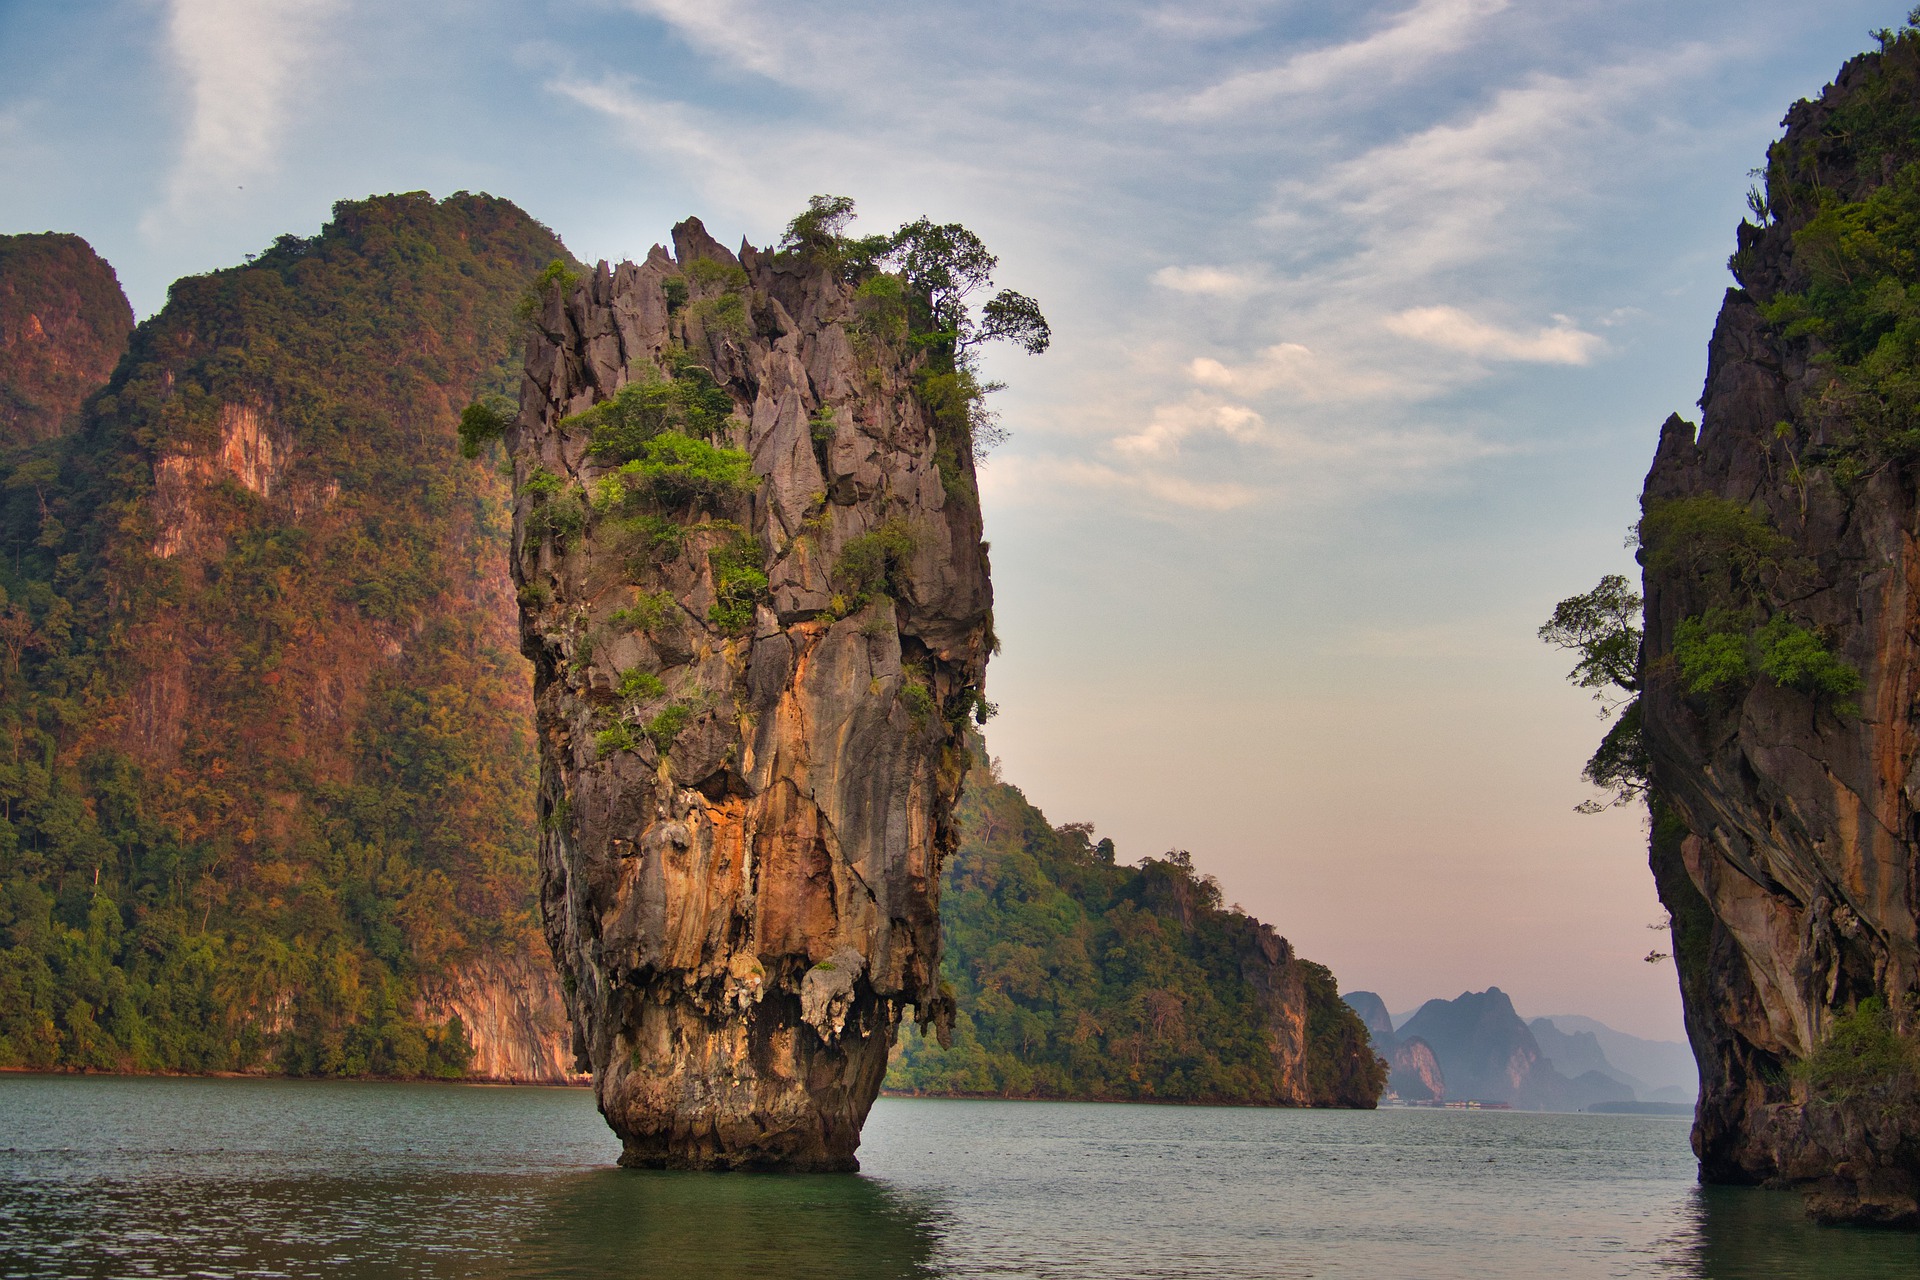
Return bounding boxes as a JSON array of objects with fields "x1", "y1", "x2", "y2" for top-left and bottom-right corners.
[
  {"x1": 509, "y1": 220, "x2": 991, "y2": 1169},
  {"x1": 1640, "y1": 37, "x2": 1920, "y2": 1226},
  {"x1": 0, "y1": 232, "x2": 133, "y2": 448}
]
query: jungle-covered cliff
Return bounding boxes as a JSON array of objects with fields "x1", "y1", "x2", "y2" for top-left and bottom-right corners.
[
  {"x1": 0, "y1": 193, "x2": 574, "y2": 1082},
  {"x1": 0, "y1": 233, "x2": 133, "y2": 450},
  {"x1": 1636, "y1": 23, "x2": 1920, "y2": 1227},
  {"x1": 884, "y1": 756, "x2": 1384, "y2": 1107}
]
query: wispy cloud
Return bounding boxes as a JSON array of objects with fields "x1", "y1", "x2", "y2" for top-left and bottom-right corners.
[
  {"x1": 1185, "y1": 343, "x2": 1405, "y2": 402},
  {"x1": 143, "y1": 0, "x2": 344, "y2": 235},
  {"x1": 1384, "y1": 305, "x2": 1603, "y2": 364},
  {"x1": 538, "y1": 3, "x2": 1747, "y2": 522},
  {"x1": 981, "y1": 453, "x2": 1260, "y2": 512},
  {"x1": 620, "y1": 0, "x2": 791, "y2": 81},
  {"x1": 1152, "y1": 264, "x2": 1265, "y2": 296},
  {"x1": 1263, "y1": 48, "x2": 1718, "y2": 289},
  {"x1": 1164, "y1": 0, "x2": 1512, "y2": 119},
  {"x1": 548, "y1": 74, "x2": 755, "y2": 184}
]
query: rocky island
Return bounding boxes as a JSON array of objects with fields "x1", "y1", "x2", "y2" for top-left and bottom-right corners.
[
  {"x1": 1635, "y1": 27, "x2": 1920, "y2": 1227},
  {"x1": 502, "y1": 208, "x2": 1004, "y2": 1169}
]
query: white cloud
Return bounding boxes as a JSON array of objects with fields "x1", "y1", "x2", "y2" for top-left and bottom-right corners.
[
  {"x1": 1185, "y1": 343, "x2": 1405, "y2": 401},
  {"x1": 1166, "y1": 0, "x2": 1511, "y2": 119},
  {"x1": 1384, "y1": 305, "x2": 1604, "y2": 364},
  {"x1": 144, "y1": 0, "x2": 344, "y2": 233},
  {"x1": 1112, "y1": 397, "x2": 1266, "y2": 458},
  {"x1": 1152, "y1": 264, "x2": 1264, "y2": 295}
]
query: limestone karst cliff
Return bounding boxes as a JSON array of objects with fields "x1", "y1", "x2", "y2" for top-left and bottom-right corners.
[
  {"x1": 0, "y1": 193, "x2": 577, "y2": 1083},
  {"x1": 1639, "y1": 30, "x2": 1920, "y2": 1227},
  {"x1": 508, "y1": 216, "x2": 995, "y2": 1169},
  {"x1": 0, "y1": 233, "x2": 132, "y2": 449}
]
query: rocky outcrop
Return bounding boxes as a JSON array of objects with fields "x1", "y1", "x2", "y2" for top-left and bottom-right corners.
[
  {"x1": 417, "y1": 953, "x2": 580, "y2": 1083},
  {"x1": 0, "y1": 232, "x2": 132, "y2": 448},
  {"x1": 509, "y1": 219, "x2": 992, "y2": 1169},
  {"x1": 1344, "y1": 990, "x2": 1396, "y2": 1047},
  {"x1": 1398, "y1": 988, "x2": 1545, "y2": 1104},
  {"x1": 1638, "y1": 37, "x2": 1920, "y2": 1227}
]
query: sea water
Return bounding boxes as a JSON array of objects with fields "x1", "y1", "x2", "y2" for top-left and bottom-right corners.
[{"x1": 0, "y1": 1075, "x2": 1914, "y2": 1278}]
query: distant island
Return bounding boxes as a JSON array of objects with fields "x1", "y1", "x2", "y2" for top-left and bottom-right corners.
[{"x1": 1346, "y1": 987, "x2": 1696, "y2": 1112}]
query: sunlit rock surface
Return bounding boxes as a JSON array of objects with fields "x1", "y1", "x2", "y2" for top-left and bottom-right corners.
[{"x1": 509, "y1": 219, "x2": 991, "y2": 1170}]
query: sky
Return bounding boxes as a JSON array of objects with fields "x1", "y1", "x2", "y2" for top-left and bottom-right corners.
[{"x1": 1, "y1": 0, "x2": 1907, "y2": 1042}]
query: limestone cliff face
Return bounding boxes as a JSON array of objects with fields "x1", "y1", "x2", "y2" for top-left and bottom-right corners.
[
  {"x1": 1640, "y1": 41, "x2": 1920, "y2": 1226},
  {"x1": 0, "y1": 232, "x2": 132, "y2": 448},
  {"x1": 509, "y1": 219, "x2": 991, "y2": 1169},
  {"x1": 416, "y1": 954, "x2": 579, "y2": 1083}
]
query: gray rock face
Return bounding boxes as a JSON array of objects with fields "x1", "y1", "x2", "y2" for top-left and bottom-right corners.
[
  {"x1": 1638, "y1": 42, "x2": 1920, "y2": 1227},
  {"x1": 508, "y1": 219, "x2": 992, "y2": 1170}
]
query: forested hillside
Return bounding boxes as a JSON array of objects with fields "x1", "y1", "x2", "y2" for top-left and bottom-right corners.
[
  {"x1": 0, "y1": 193, "x2": 572, "y2": 1079},
  {"x1": 0, "y1": 232, "x2": 133, "y2": 448},
  {"x1": 886, "y1": 753, "x2": 1384, "y2": 1106}
]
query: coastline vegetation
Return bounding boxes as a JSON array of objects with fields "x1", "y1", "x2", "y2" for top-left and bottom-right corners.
[{"x1": 886, "y1": 750, "x2": 1384, "y2": 1106}]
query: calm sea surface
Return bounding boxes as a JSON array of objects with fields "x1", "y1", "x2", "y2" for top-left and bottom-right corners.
[{"x1": 1, "y1": 1075, "x2": 1915, "y2": 1278}]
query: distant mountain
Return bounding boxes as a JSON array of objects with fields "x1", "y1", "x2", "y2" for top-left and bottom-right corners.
[
  {"x1": 1345, "y1": 990, "x2": 1448, "y2": 1102},
  {"x1": 1344, "y1": 990, "x2": 1396, "y2": 1047},
  {"x1": 1394, "y1": 988, "x2": 1631, "y2": 1110},
  {"x1": 0, "y1": 232, "x2": 133, "y2": 448},
  {"x1": 1532, "y1": 1015, "x2": 1697, "y2": 1102},
  {"x1": 1528, "y1": 1018, "x2": 1647, "y2": 1095}
]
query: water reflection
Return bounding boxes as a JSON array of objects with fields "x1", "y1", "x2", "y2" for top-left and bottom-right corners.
[
  {"x1": 1659, "y1": 1185, "x2": 1920, "y2": 1279},
  {"x1": 0, "y1": 1166, "x2": 944, "y2": 1280},
  {"x1": 504, "y1": 1168, "x2": 943, "y2": 1280}
]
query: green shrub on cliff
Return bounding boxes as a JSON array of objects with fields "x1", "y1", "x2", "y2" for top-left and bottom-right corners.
[
  {"x1": 457, "y1": 395, "x2": 514, "y2": 458},
  {"x1": 706, "y1": 530, "x2": 768, "y2": 634},
  {"x1": 608, "y1": 435, "x2": 755, "y2": 509},
  {"x1": 1744, "y1": 15, "x2": 1920, "y2": 463},
  {"x1": 1670, "y1": 610, "x2": 1861, "y2": 710},
  {"x1": 834, "y1": 517, "x2": 918, "y2": 610},
  {"x1": 885, "y1": 750, "x2": 1384, "y2": 1106},
  {"x1": 1792, "y1": 997, "x2": 1920, "y2": 1101},
  {"x1": 571, "y1": 360, "x2": 735, "y2": 464}
]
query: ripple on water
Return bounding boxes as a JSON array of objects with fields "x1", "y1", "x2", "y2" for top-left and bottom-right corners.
[{"x1": 1, "y1": 1076, "x2": 1915, "y2": 1279}]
